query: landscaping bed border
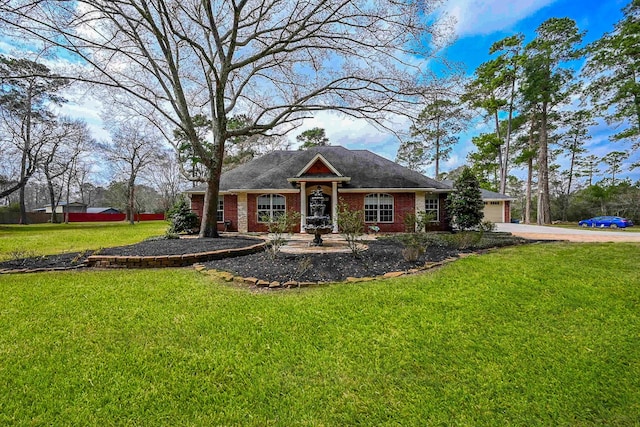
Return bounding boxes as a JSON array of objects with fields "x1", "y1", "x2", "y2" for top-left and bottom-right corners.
[
  {"x1": 84, "y1": 241, "x2": 267, "y2": 268},
  {"x1": 0, "y1": 240, "x2": 267, "y2": 273}
]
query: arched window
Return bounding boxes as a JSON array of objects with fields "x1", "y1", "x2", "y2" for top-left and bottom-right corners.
[
  {"x1": 257, "y1": 194, "x2": 286, "y2": 222},
  {"x1": 364, "y1": 193, "x2": 393, "y2": 223}
]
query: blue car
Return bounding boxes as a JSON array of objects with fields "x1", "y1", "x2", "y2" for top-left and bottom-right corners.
[{"x1": 578, "y1": 216, "x2": 634, "y2": 229}]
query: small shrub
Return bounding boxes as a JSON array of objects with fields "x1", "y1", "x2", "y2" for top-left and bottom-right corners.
[
  {"x1": 402, "y1": 235, "x2": 426, "y2": 262},
  {"x1": 295, "y1": 256, "x2": 313, "y2": 278},
  {"x1": 403, "y1": 213, "x2": 417, "y2": 233},
  {"x1": 336, "y1": 200, "x2": 365, "y2": 257},
  {"x1": 71, "y1": 250, "x2": 92, "y2": 264},
  {"x1": 441, "y1": 231, "x2": 483, "y2": 250},
  {"x1": 417, "y1": 211, "x2": 436, "y2": 232},
  {"x1": 480, "y1": 220, "x2": 496, "y2": 232},
  {"x1": 397, "y1": 234, "x2": 426, "y2": 262},
  {"x1": 402, "y1": 246, "x2": 424, "y2": 262},
  {"x1": 0, "y1": 202, "x2": 20, "y2": 214},
  {"x1": 404, "y1": 211, "x2": 436, "y2": 233},
  {"x1": 167, "y1": 197, "x2": 199, "y2": 234},
  {"x1": 262, "y1": 210, "x2": 301, "y2": 259}
]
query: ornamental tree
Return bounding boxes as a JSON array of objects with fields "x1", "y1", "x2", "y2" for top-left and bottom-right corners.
[{"x1": 446, "y1": 167, "x2": 484, "y2": 231}]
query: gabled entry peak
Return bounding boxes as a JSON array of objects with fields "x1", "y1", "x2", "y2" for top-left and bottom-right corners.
[{"x1": 296, "y1": 153, "x2": 343, "y2": 177}]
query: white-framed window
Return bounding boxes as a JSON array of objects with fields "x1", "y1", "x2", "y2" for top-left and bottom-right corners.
[
  {"x1": 425, "y1": 196, "x2": 439, "y2": 221},
  {"x1": 217, "y1": 197, "x2": 224, "y2": 222},
  {"x1": 257, "y1": 194, "x2": 286, "y2": 222},
  {"x1": 364, "y1": 193, "x2": 394, "y2": 223}
]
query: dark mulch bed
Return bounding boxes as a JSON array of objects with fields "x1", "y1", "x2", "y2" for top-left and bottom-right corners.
[
  {"x1": 97, "y1": 236, "x2": 264, "y2": 256},
  {"x1": 204, "y1": 238, "x2": 461, "y2": 283},
  {"x1": 1, "y1": 233, "x2": 530, "y2": 283},
  {"x1": 0, "y1": 236, "x2": 264, "y2": 271}
]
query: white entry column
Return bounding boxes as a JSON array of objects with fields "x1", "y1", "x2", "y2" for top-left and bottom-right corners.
[
  {"x1": 300, "y1": 181, "x2": 307, "y2": 233},
  {"x1": 332, "y1": 181, "x2": 338, "y2": 233}
]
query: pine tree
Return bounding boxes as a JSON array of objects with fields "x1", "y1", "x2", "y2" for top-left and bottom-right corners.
[
  {"x1": 402, "y1": 97, "x2": 468, "y2": 177},
  {"x1": 583, "y1": 0, "x2": 640, "y2": 148},
  {"x1": 297, "y1": 127, "x2": 329, "y2": 150},
  {"x1": 521, "y1": 18, "x2": 584, "y2": 225}
]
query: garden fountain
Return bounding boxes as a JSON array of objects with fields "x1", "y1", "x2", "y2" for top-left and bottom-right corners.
[{"x1": 304, "y1": 186, "x2": 333, "y2": 246}]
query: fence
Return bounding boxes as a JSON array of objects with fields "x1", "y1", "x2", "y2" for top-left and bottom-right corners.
[
  {"x1": 0, "y1": 212, "x2": 165, "y2": 224},
  {"x1": 67, "y1": 213, "x2": 165, "y2": 222},
  {"x1": 0, "y1": 212, "x2": 50, "y2": 224}
]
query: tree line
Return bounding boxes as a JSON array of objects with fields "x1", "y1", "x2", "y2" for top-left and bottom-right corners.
[
  {"x1": 396, "y1": 1, "x2": 640, "y2": 224},
  {"x1": 1, "y1": 1, "x2": 638, "y2": 231}
]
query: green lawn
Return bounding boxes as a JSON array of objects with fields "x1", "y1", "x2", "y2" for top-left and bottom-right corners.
[
  {"x1": 0, "y1": 221, "x2": 167, "y2": 261},
  {"x1": 1, "y1": 242, "x2": 639, "y2": 425}
]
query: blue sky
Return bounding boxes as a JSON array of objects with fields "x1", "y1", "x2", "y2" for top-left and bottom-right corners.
[
  {"x1": 303, "y1": 0, "x2": 635, "y2": 183},
  {"x1": 441, "y1": 0, "x2": 624, "y2": 72}
]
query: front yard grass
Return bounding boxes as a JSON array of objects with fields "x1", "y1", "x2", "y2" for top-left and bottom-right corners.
[
  {"x1": 1, "y1": 242, "x2": 638, "y2": 425},
  {"x1": 0, "y1": 221, "x2": 167, "y2": 261}
]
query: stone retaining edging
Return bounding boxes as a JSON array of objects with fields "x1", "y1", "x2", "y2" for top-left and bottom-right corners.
[
  {"x1": 196, "y1": 252, "x2": 475, "y2": 289},
  {"x1": 85, "y1": 241, "x2": 267, "y2": 268}
]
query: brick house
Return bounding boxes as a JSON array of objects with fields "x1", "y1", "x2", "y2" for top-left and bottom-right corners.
[{"x1": 186, "y1": 145, "x2": 454, "y2": 233}]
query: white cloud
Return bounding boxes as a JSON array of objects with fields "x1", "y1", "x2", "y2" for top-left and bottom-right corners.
[
  {"x1": 287, "y1": 111, "x2": 407, "y2": 160},
  {"x1": 440, "y1": 0, "x2": 556, "y2": 38},
  {"x1": 53, "y1": 93, "x2": 109, "y2": 141}
]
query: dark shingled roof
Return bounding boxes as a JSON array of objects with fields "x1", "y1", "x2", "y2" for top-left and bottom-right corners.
[
  {"x1": 441, "y1": 180, "x2": 515, "y2": 200},
  {"x1": 188, "y1": 146, "x2": 450, "y2": 192}
]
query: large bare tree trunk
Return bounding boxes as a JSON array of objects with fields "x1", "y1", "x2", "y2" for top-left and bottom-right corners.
[
  {"x1": 200, "y1": 178, "x2": 220, "y2": 238},
  {"x1": 198, "y1": 125, "x2": 225, "y2": 238},
  {"x1": 19, "y1": 90, "x2": 32, "y2": 225}
]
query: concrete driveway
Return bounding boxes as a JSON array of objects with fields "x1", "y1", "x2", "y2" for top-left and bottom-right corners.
[{"x1": 496, "y1": 223, "x2": 640, "y2": 242}]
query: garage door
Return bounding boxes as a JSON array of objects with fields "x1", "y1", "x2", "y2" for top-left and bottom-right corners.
[{"x1": 483, "y1": 201, "x2": 504, "y2": 222}]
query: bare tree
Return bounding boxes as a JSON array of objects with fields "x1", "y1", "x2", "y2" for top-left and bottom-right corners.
[
  {"x1": 74, "y1": 164, "x2": 99, "y2": 206},
  {"x1": 0, "y1": 0, "x2": 450, "y2": 237},
  {"x1": 145, "y1": 149, "x2": 189, "y2": 213},
  {"x1": 41, "y1": 116, "x2": 93, "y2": 223},
  {"x1": 99, "y1": 120, "x2": 161, "y2": 224},
  {"x1": 0, "y1": 55, "x2": 68, "y2": 223}
]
